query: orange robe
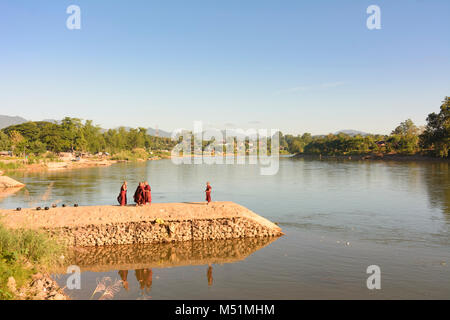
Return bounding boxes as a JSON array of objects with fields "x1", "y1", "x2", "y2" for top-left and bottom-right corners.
[
  {"x1": 144, "y1": 184, "x2": 151, "y2": 204},
  {"x1": 134, "y1": 185, "x2": 145, "y2": 205},
  {"x1": 117, "y1": 186, "x2": 127, "y2": 206},
  {"x1": 205, "y1": 185, "x2": 212, "y2": 202}
]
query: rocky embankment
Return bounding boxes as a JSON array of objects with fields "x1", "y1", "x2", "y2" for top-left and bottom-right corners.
[
  {"x1": 0, "y1": 202, "x2": 283, "y2": 247},
  {"x1": 7, "y1": 273, "x2": 67, "y2": 300},
  {"x1": 0, "y1": 175, "x2": 25, "y2": 188},
  {"x1": 0, "y1": 175, "x2": 25, "y2": 199}
]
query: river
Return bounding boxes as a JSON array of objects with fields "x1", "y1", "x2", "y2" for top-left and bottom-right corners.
[{"x1": 2, "y1": 158, "x2": 450, "y2": 299}]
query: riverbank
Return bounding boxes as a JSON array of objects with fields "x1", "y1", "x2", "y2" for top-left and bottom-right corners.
[
  {"x1": 0, "y1": 202, "x2": 283, "y2": 246},
  {"x1": 0, "y1": 222, "x2": 66, "y2": 300},
  {"x1": 0, "y1": 175, "x2": 25, "y2": 188},
  {"x1": 0, "y1": 175, "x2": 25, "y2": 200},
  {"x1": 7, "y1": 272, "x2": 67, "y2": 300},
  {"x1": 0, "y1": 153, "x2": 174, "y2": 174},
  {"x1": 294, "y1": 153, "x2": 450, "y2": 162}
]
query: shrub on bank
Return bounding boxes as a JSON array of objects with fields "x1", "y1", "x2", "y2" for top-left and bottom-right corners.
[
  {"x1": 111, "y1": 148, "x2": 150, "y2": 161},
  {"x1": 0, "y1": 223, "x2": 64, "y2": 299},
  {"x1": 0, "y1": 161, "x2": 24, "y2": 171}
]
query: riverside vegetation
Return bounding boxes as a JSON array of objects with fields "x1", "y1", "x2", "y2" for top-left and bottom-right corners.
[
  {"x1": 0, "y1": 96, "x2": 449, "y2": 160},
  {"x1": 0, "y1": 222, "x2": 65, "y2": 299},
  {"x1": 279, "y1": 96, "x2": 450, "y2": 158},
  {"x1": 0, "y1": 118, "x2": 176, "y2": 160}
]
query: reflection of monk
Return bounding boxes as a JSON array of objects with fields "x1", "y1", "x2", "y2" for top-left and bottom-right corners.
[
  {"x1": 135, "y1": 268, "x2": 153, "y2": 293},
  {"x1": 207, "y1": 264, "x2": 213, "y2": 286},
  {"x1": 118, "y1": 270, "x2": 129, "y2": 291}
]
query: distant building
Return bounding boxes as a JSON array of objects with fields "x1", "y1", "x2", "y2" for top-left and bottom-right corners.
[
  {"x1": 0, "y1": 151, "x2": 12, "y2": 156},
  {"x1": 59, "y1": 152, "x2": 75, "y2": 161}
]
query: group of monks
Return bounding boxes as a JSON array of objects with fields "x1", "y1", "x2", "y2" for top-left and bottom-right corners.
[
  {"x1": 117, "y1": 181, "x2": 151, "y2": 206},
  {"x1": 134, "y1": 181, "x2": 152, "y2": 206},
  {"x1": 117, "y1": 181, "x2": 212, "y2": 206}
]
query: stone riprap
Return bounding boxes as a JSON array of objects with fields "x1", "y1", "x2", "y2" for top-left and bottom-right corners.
[{"x1": 0, "y1": 202, "x2": 283, "y2": 247}]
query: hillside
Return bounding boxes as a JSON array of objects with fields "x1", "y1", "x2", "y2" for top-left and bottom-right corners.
[{"x1": 0, "y1": 115, "x2": 27, "y2": 129}]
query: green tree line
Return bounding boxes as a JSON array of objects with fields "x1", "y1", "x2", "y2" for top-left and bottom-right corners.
[
  {"x1": 0, "y1": 117, "x2": 176, "y2": 156},
  {"x1": 1, "y1": 96, "x2": 449, "y2": 158},
  {"x1": 279, "y1": 96, "x2": 450, "y2": 157}
]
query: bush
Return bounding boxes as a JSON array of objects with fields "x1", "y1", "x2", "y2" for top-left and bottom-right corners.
[
  {"x1": 111, "y1": 148, "x2": 149, "y2": 161},
  {"x1": 0, "y1": 223, "x2": 64, "y2": 299},
  {"x1": 0, "y1": 161, "x2": 24, "y2": 171}
]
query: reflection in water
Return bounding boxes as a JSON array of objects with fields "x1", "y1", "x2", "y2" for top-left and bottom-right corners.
[
  {"x1": 424, "y1": 162, "x2": 450, "y2": 217},
  {"x1": 135, "y1": 268, "x2": 153, "y2": 293},
  {"x1": 55, "y1": 237, "x2": 279, "y2": 274},
  {"x1": 118, "y1": 270, "x2": 129, "y2": 291},
  {"x1": 55, "y1": 237, "x2": 278, "y2": 299},
  {"x1": 207, "y1": 264, "x2": 213, "y2": 286},
  {"x1": 90, "y1": 277, "x2": 123, "y2": 300},
  {"x1": 0, "y1": 187, "x2": 23, "y2": 200}
]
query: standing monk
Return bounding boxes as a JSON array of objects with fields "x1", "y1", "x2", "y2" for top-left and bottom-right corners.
[
  {"x1": 134, "y1": 182, "x2": 145, "y2": 206},
  {"x1": 144, "y1": 181, "x2": 151, "y2": 205},
  {"x1": 205, "y1": 182, "x2": 212, "y2": 204},
  {"x1": 117, "y1": 181, "x2": 127, "y2": 206}
]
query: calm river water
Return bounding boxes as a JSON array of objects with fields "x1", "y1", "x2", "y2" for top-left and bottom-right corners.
[{"x1": 2, "y1": 158, "x2": 450, "y2": 299}]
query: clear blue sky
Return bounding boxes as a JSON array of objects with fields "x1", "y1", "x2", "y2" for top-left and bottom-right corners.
[{"x1": 1, "y1": 0, "x2": 449, "y2": 135}]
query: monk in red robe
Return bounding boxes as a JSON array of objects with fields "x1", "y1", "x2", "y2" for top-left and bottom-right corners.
[
  {"x1": 117, "y1": 181, "x2": 127, "y2": 206},
  {"x1": 134, "y1": 182, "x2": 145, "y2": 206},
  {"x1": 205, "y1": 182, "x2": 212, "y2": 204},
  {"x1": 144, "y1": 181, "x2": 151, "y2": 205}
]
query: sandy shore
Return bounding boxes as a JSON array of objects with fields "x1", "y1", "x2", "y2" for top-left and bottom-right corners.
[
  {"x1": 45, "y1": 159, "x2": 116, "y2": 171},
  {"x1": 0, "y1": 158, "x2": 118, "y2": 173},
  {"x1": 0, "y1": 201, "x2": 281, "y2": 232}
]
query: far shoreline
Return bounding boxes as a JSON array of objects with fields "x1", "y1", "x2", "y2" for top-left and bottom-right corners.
[
  {"x1": 0, "y1": 155, "x2": 171, "y2": 174},
  {"x1": 2, "y1": 152, "x2": 449, "y2": 176},
  {"x1": 293, "y1": 153, "x2": 450, "y2": 163}
]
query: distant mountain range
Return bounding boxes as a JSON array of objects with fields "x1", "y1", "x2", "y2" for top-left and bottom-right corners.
[
  {"x1": 334, "y1": 129, "x2": 371, "y2": 136},
  {"x1": 0, "y1": 115, "x2": 27, "y2": 129},
  {"x1": 113, "y1": 126, "x2": 172, "y2": 138},
  {"x1": 0, "y1": 115, "x2": 172, "y2": 137},
  {"x1": 0, "y1": 115, "x2": 375, "y2": 138},
  {"x1": 145, "y1": 127, "x2": 172, "y2": 138}
]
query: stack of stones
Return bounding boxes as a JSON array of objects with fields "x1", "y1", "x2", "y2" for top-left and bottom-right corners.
[{"x1": 44, "y1": 217, "x2": 282, "y2": 247}]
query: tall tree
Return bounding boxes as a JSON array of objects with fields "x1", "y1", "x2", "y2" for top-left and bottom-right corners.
[{"x1": 420, "y1": 97, "x2": 450, "y2": 157}]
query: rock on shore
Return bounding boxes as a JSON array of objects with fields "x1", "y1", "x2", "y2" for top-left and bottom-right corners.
[
  {"x1": 8, "y1": 273, "x2": 68, "y2": 300},
  {"x1": 0, "y1": 175, "x2": 25, "y2": 188}
]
